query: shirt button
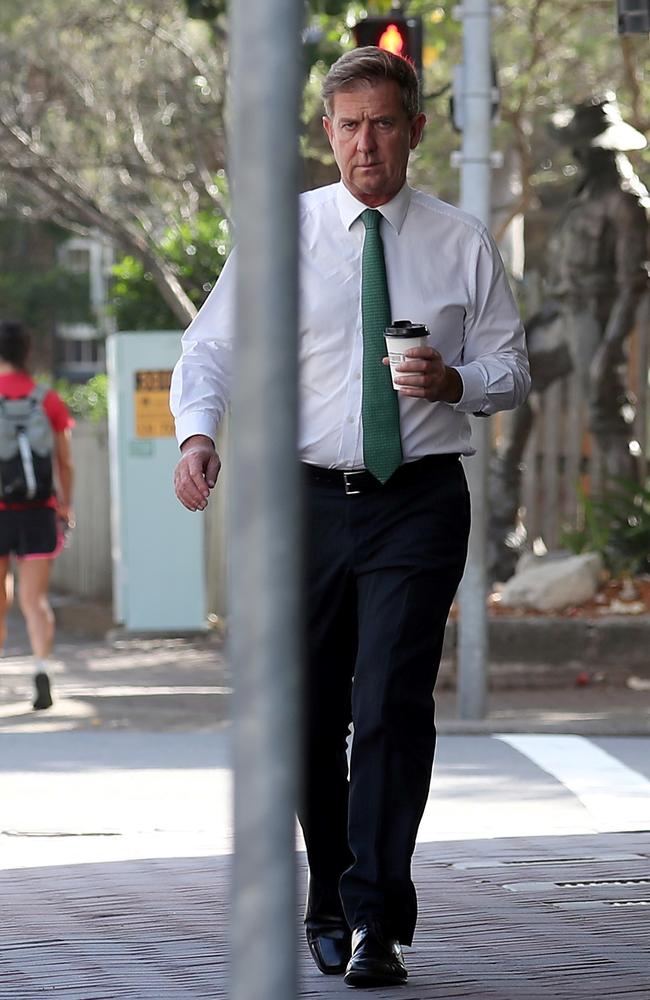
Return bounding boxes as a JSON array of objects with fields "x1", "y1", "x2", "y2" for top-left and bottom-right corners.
[
  {"x1": 354, "y1": 371, "x2": 361, "y2": 379},
  {"x1": 347, "y1": 416, "x2": 354, "y2": 424}
]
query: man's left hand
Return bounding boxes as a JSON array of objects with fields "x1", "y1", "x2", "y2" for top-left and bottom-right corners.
[{"x1": 385, "y1": 346, "x2": 462, "y2": 404}]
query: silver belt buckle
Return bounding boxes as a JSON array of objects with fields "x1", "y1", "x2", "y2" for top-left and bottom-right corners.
[{"x1": 343, "y1": 472, "x2": 362, "y2": 496}]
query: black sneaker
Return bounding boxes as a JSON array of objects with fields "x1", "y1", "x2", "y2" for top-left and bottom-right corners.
[{"x1": 33, "y1": 672, "x2": 53, "y2": 711}]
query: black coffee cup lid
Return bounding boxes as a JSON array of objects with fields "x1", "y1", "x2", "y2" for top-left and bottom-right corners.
[{"x1": 384, "y1": 320, "x2": 429, "y2": 338}]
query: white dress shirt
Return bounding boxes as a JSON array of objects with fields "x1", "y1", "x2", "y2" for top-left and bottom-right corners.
[{"x1": 171, "y1": 182, "x2": 530, "y2": 468}]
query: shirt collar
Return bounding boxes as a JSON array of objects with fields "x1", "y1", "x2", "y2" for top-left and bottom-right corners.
[{"x1": 336, "y1": 181, "x2": 412, "y2": 235}]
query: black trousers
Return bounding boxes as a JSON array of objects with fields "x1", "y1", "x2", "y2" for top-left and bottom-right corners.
[{"x1": 299, "y1": 455, "x2": 470, "y2": 946}]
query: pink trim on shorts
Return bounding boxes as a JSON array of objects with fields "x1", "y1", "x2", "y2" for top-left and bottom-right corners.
[{"x1": 18, "y1": 526, "x2": 66, "y2": 562}]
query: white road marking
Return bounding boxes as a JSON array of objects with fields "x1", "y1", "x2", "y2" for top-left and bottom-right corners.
[{"x1": 496, "y1": 734, "x2": 650, "y2": 834}]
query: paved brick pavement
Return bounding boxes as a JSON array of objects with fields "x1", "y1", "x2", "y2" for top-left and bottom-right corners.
[{"x1": 1, "y1": 833, "x2": 649, "y2": 999}]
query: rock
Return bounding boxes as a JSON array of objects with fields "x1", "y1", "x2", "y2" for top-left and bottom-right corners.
[
  {"x1": 515, "y1": 549, "x2": 573, "y2": 574},
  {"x1": 499, "y1": 552, "x2": 603, "y2": 612}
]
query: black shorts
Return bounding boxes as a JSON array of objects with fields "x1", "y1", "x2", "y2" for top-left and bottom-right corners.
[{"x1": 0, "y1": 507, "x2": 62, "y2": 559}]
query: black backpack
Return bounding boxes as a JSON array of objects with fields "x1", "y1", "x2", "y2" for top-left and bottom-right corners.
[{"x1": 0, "y1": 385, "x2": 54, "y2": 502}]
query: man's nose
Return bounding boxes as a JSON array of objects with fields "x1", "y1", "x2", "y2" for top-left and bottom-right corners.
[{"x1": 357, "y1": 121, "x2": 377, "y2": 152}]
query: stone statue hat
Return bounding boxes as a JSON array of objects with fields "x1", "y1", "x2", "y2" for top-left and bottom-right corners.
[{"x1": 550, "y1": 93, "x2": 647, "y2": 151}]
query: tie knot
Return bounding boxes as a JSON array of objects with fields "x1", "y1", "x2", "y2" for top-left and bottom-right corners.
[{"x1": 361, "y1": 209, "x2": 381, "y2": 231}]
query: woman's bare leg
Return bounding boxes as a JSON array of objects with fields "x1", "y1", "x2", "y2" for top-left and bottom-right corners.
[
  {"x1": 17, "y1": 557, "x2": 55, "y2": 659},
  {"x1": 17, "y1": 557, "x2": 55, "y2": 709},
  {"x1": 0, "y1": 555, "x2": 11, "y2": 652}
]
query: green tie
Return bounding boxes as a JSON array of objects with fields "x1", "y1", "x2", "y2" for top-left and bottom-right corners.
[{"x1": 360, "y1": 208, "x2": 403, "y2": 484}]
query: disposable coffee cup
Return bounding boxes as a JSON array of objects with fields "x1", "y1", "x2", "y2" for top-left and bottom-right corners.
[{"x1": 384, "y1": 321, "x2": 430, "y2": 389}]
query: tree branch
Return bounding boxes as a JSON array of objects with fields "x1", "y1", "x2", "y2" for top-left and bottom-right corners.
[
  {"x1": 0, "y1": 116, "x2": 197, "y2": 325},
  {"x1": 108, "y1": 0, "x2": 222, "y2": 92},
  {"x1": 619, "y1": 36, "x2": 646, "y2": 129}
]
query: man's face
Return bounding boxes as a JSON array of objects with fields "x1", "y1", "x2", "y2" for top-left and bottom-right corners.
[{"x1": 323, "y1": 80, "x2": 426, "y2": 207}]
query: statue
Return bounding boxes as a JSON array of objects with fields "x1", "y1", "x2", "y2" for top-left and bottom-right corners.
[{"x1": 489, "y1": 94, "x2": 650, "y2": 583}]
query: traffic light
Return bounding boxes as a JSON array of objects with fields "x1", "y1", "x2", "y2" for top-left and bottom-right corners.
[
  {"x1": 352, "y1": 14, "x2": 423, "y2": 79},
  {"x1": 616, "y1": 0, "x2": 650, "y2": 33}
]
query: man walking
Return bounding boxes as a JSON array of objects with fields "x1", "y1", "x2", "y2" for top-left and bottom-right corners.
[{"x1": 171, "y1": 48, "x2": 529, "y2": 988}]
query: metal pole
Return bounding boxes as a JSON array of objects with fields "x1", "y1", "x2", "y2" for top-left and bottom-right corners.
[
  {"x1": 229, "y1": 2, "x2": 303, "y2": 999},
  {"x1": 457, "y1": 0, "x2": 492, "y2": 719}
]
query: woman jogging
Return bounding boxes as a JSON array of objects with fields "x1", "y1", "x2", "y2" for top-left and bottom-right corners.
[{"x1": 0, "y1": 320, "x2": 74, "y2": 710}]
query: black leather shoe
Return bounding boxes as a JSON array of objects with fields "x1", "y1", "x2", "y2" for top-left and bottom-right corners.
[
  {"x1": 306, "y1": 918, "x2": 351, "y2": 975},
  {"x1": 344, "y1": 922, "x2": 407, "y2": 988}
]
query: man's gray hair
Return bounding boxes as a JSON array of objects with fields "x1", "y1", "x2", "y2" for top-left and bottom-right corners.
[{"x1": 322, "y1": 47, "x2": 420, "y2": 120}]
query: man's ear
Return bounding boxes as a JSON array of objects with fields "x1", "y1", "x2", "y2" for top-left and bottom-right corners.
[
  {"x1": 409, "y1": 113, "x2": 427, "y2": 150},
  {"x1": 322, "y1": 115, "x2": 334, "y2": 147}
]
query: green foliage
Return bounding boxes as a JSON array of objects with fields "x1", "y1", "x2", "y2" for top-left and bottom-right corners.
[
  {"x1": 184, "y1": 0, "x2": 225, "y2": 19},
  {"x1": 561, "y1": 477, "x2": 650, "y2": 578},
  {"x1": 0, "y1": 266, "x2": 92, "y2": 337},
  {"x1": 1, "y1": 1, "x2": 231, "y2": 326},
  {"x1": 53, "y1": 374, "x2": 109, "y2": 423},
  {"x1": 311, "y1": 1, "x2": 350, "y2": 14},
  {"x1": 110, "y1": 257, "x2": 177, "y2": 331},
  {"x1": 110, "y1": 207, "x2": 231, "y2": 331}
]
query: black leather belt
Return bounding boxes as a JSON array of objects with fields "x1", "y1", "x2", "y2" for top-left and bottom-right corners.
[{"x1": 303, "y1": 454, "x2": 460, "y2": 496}]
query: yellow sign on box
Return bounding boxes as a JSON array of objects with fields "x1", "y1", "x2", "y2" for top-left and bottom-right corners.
[{"x1": 134, "y1": 369, "x2": 174, "y2": 438}]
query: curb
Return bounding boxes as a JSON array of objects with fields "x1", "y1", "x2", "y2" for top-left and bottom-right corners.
[
  {"x1": 50, "y1": 597, "x2": 650, "y2": 686},
  {"x1": 442, "y1": 615, "x2": 650, "y2": 677}
]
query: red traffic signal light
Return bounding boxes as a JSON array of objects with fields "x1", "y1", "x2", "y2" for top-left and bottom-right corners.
[
  {"x1": 377, "y1": 22, "x2": 407, "y2": 56},
  {"x1": 352, "y1": 15, "x2": 423, "y2": 78}
]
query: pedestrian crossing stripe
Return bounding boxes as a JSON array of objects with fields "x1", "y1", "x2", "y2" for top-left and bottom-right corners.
[{"x1": 496, "y1": 734, "x2": 650, "y2": 834}]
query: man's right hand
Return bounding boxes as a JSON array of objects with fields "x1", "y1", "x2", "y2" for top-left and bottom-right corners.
[{"x1": 173, "y1": 434, "x2": 221, "y2": 511}]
